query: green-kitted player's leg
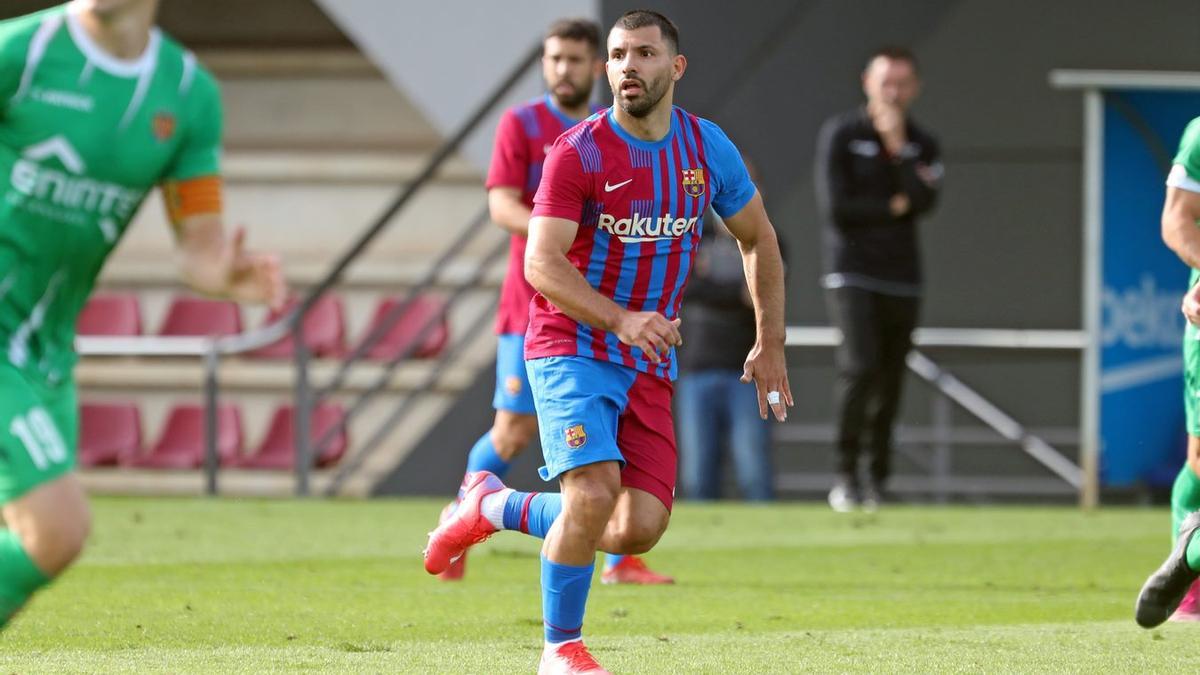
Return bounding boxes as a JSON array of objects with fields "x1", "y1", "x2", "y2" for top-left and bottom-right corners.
[
  {"x1": 1171, "y1": 443, "x2": 1200, "y2": 541},
  {"x1": 0, "y1": 365, "x2": 87, "y2": 629},
  {"x1": 0, "y1": 527, "x2": 49, "y2": 627}
]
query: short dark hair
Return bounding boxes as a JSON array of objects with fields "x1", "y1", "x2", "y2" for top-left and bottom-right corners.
[
  {"x1": 545, "y1": 18, "x2": 602, "y2": 52},
  {"x1": 612, "y1": 9, "x2": 680, "y2": 54},
  {"x1": 866, "y1": 46, "x2": 919, "y2": 73}
]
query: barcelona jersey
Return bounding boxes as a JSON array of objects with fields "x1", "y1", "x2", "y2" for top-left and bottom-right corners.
[
  {"x1": 527, "y1": 106, "x2": 756, "y2": 380},
  {"x1": 486, "y1": 94, "x2": 601, "y2": 335}
]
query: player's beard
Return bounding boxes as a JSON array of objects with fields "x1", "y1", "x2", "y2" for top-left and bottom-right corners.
[
  {"x1": 614, "y1": 72, "x2": 669, "y2": 118},
  {"x1": 550, "y1": 79, "x2": 592, "y2": 110}
]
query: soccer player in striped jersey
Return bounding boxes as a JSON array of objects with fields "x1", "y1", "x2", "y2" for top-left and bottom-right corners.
[
  {"x1": 0, "y1": 0, "x2": 284, "y2": 628},
  {"x1": 436, "y1": 18, "x2": 670, "y2": 585},
  {"x1": 425, "y1": 11, "x2": 791, "y2": 673}
]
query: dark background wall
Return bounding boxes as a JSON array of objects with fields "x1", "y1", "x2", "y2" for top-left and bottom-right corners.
[{"x1": 582, "y1": 0, "x2": 1200, "y2": 495}]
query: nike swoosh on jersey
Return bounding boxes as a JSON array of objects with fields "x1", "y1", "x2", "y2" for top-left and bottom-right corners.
[{"x1": 604, "y1": 178, "x2": 633, "y2": 192}]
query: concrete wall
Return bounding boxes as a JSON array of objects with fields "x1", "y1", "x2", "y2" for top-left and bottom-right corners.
[
  {"x1": 315, "y1": 0, "x2": 599, "y2": 169},
  {"x1": 4, "y1": 1, "x2": 351, "y2": 47}
]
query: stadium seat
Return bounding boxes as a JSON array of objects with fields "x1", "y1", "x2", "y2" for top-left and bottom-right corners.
[
  {"x1": 158, "y1": 296, "x2": 243, "y2": 337},
  {"x1": 248, "y1": 293, "x2": 347, "y2": 359},
  {"x1": 76, "y1": 293, "x2": 142, "y2": 336},
  {"x1": 236, "y1": 403, "x2": 347, "y2": 469},
  {"x1": 78, "y1": 402, "x2": 142, "y2": 467},
  {"x1": 358, "y1": 294, "x2": 449, "y2": 361},
  {"x1": 123, "y1": 404, "x2": 243, "y2": 469}
]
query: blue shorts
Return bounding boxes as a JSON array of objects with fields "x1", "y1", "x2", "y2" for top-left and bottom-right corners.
[
  {"x1": 493, "y1": 333, "x2": 536, "y2": 415},
  {"x1": 527, "y1": 355, "x2": 677, "y2": 510}
]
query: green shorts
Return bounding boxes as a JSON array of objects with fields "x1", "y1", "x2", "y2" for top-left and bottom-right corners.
[
  {"x1": 0, "y1": 361, "x2": 77, "y2": 505},
  {"x1": 1186, "y1": 323, "x2": 1200, "y2": 437}
]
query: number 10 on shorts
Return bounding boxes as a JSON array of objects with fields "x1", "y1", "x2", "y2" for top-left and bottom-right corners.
[{"x1": 10, "y1": 407, "x2": 67, "y2": 469}]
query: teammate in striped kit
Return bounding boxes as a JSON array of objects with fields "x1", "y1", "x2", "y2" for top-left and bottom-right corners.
[
  {"x1": 436, "y1": 18, "x2": 670, "y2": 585},
  {"x1": 425, "y1": 11, "x2": 791, "y2": 673}
]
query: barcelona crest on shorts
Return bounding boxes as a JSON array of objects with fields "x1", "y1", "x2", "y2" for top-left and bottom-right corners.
[
  {"x1": 681, "y1": 168, "x2": 706, "y2": 197},
  {"x1": 564, "y1": 424, "x2": 587, "y2": 449}
]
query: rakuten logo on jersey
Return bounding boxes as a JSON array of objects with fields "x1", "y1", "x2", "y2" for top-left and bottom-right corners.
[
  {"x1": 597, "y1": 212, "x2": 698, "y2": 243},
  {"x1": 8, "y1": 136, "x2": 141, "y2": 241}
]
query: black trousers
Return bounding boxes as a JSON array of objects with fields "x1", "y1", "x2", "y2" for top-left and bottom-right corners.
[{"x1": 825, "y1": 286, "x2": 920, "y2": 485}]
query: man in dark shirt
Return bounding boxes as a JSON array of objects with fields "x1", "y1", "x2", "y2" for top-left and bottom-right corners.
[{"x1": 814, "y1": 46, "x2": 942, "y2": 512}]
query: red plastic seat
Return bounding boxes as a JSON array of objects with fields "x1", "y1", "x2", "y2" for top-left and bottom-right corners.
[
  {"x1": 77, "y1": 293, "x2": 142, "y2": 336},
  {"x1": 248, "y1": 294, "x2": 346, "y2": 359},
  {"x1": 358, "y1": 294, "x2": 449, "y2": 361},
  {"x1": 236, "y1": 403, "x2": 347, "y2": 470},
  {"x1": 78, "y1": 402, "x2": 142, "y2": 467},
  {"x1": 123, "y1": 404, "x2": 243, "y2": 469},
  {"x1": 159, "y1": 296, "x2": 242, "y2": 337}
]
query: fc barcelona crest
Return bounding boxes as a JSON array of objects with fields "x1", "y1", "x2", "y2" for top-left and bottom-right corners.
[
  {"x1": 681, "y1": 167, "x2": 706, "y2": 197},
  {"x1": 564, "y1": 424, "x2": 587, "y2": 449}
]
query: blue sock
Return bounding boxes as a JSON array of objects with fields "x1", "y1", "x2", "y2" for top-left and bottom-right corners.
[
  {"x1": 541, "y1": 555, "x2": 594, "y2": 644},
  {"x1": 603, "y1": 554, "x2": 625, "y2": 570},
  {"x1": 460, "y1": 433, "x2": 511, "y2": 499},
  {"x1": 502, "y1": 491, "x2": 561, "y2": 539}
]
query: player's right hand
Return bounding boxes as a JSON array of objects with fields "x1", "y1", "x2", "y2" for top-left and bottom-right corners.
[{"x1": 613, "y1": 310, "x2": 682, "y2": 363}]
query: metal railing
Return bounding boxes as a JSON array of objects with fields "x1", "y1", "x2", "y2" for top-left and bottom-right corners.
[
  {"x1": 783, "y1": 326, "x2": 1086, "y2": 502},
  {"x1": 78, "y1": 40, "x2": 543, "y2": 496}
]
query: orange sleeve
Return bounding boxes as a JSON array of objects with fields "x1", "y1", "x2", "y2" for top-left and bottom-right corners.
[{"x1": 162, "y1": 176, "x2": 223, "y2": 224}]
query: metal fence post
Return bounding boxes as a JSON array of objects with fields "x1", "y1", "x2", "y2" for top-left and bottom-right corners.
[
  {"x1": 203, "y1": 342, "x2": 220, "y2": 496},
  {"x1": 293, "y1": 318, "x2": 313, "y2": 497},
  {"x1": 931, "y1": 391, "x2": 952, "y2": 504}
]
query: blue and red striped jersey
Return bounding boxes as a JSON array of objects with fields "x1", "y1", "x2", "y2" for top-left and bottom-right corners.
[
  {"x1": 486, "y1": 94, "x2": 601, "y2": 335},
  {"x1": 527, "y1": 106, "x2": 756, "y2": 380}
]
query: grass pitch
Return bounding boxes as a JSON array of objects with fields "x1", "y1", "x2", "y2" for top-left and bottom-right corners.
[{"x1": 1, "y1": 497, "x2": 1196, "y2": 673}]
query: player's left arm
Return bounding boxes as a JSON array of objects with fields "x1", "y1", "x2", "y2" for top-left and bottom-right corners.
[
  {"x1": 701, "y1": 119, "x2": 791, "y2": 420},
  {"x1": 722, "y1": 192, "x2": 792, "y2": 421},
  {"x1": 162, "y1": 66, "x2": 285, "y2": 308}
]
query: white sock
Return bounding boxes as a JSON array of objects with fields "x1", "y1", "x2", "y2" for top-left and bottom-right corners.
[{"x1": 480, "y1": 488, "x2": 513, "y2": 529}]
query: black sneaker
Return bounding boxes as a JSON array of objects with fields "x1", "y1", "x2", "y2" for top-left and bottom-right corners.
[
  {"x1": 828, "y1": 478, "x2": 860, "y2": 513},
  {"x1": 1136, "y1": 511, "x2": 1200, "y2": 628}
]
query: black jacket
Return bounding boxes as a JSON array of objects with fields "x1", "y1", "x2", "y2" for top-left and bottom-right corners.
[{"x1": 814, "y1": 107, "x2": 941, "y2": 293}]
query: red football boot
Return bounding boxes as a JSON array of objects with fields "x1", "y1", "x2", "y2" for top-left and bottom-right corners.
[
  {"x1": 423, "y1": 471, "x2": 504, "y2": 575},
  {"x1": 435, "y1": 500, "x2": 467, "y2": 581},
  {"x1": 600, "y1": 556, "x2": 675, "y2": 585},
  {"x1": 538, "y1": 640, "x2": 609, "y2": 675}
]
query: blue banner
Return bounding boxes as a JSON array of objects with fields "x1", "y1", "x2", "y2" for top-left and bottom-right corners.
[{"x1": 1100, "y1": 90, "x2": 1200, "y2": 486}]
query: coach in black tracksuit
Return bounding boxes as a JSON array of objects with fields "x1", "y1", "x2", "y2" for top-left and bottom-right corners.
[{"x1": 814, "y1": 47, "x2": 942, "y2": 511}]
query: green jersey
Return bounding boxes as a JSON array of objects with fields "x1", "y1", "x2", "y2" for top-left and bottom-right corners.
[
  {"x1": 0, "y1": 4, "x2": 221, "y2": 385},
  {"x1": 1169, "y1": 116, "x2": 1200, "y2": 286}
]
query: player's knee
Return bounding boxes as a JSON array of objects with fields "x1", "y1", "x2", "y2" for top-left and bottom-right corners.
[
  {"x1": 563, "y1": 478, "x2": 619, "y2": 531},
  {"x1": 610, "y1": 511, "x2": 669, "y2": 554},
  {"x1": 20, "y1": 505, "x2": 91, "y2": 576},
  {"x1": 492, "y1": 414, "x2": 538, "y2": 459}
]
